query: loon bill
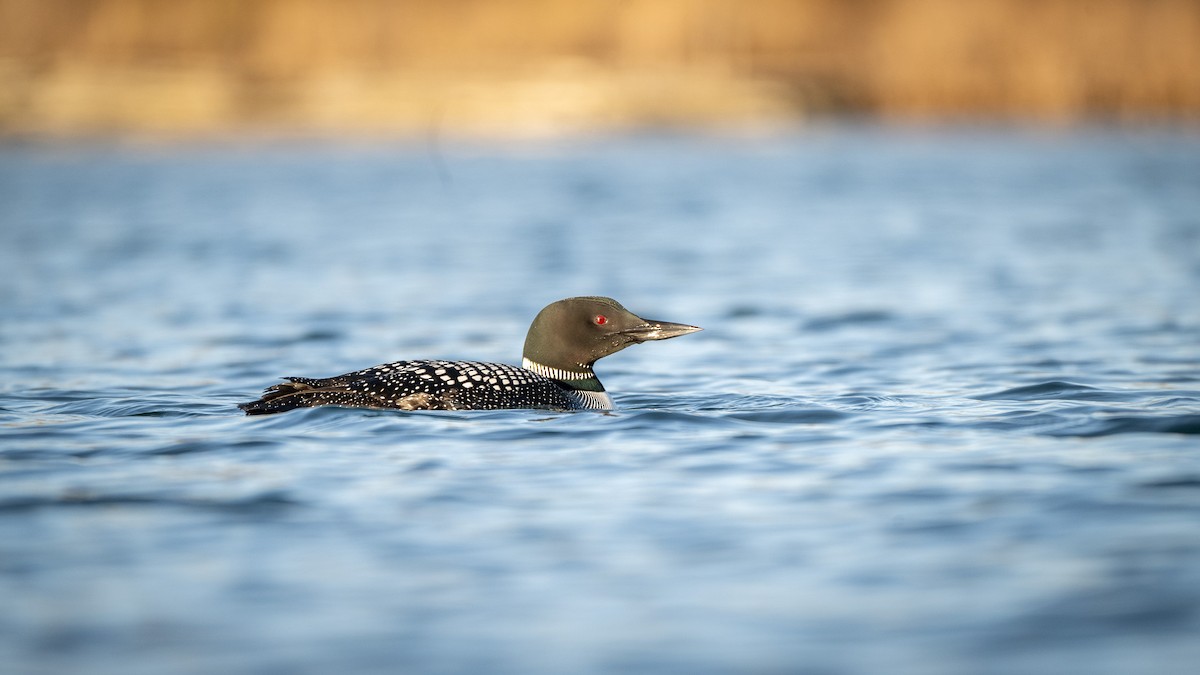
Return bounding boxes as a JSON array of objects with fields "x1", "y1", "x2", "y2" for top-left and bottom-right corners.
[{"x1": 238, "y1": 296, "x2": 701, "y2": 414}]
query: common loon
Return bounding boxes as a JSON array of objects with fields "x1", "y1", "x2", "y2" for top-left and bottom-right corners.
[{"x1": 238, "y1": 296, "x2": 700, "y2": 415}]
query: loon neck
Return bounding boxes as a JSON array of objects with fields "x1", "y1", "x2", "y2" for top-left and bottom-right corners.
[{"x1": 522, "y1": 357, "x2": 605, "y2": 392}]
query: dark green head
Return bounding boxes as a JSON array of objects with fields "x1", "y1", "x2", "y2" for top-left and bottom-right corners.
[{"x1": 522, "y1": 296, "x2": 701, "y2": 374}]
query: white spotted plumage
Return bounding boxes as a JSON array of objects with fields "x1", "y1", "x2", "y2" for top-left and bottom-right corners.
[{"x1": 242, "y1": 359, "x2": 595, "y2": 413}]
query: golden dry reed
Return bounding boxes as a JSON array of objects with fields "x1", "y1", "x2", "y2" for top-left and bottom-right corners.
[{"x1": 1, "y1": 0, "x2": 1198, "y2": 136}]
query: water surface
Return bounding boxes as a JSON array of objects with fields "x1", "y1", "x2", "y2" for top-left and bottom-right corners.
[{"x1": 2, "y1": 128, "x2": 1199, "y2": 674}]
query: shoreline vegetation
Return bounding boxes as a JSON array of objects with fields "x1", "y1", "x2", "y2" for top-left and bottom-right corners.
[{"x1": 2, "y1": 0, "x2": 1198, "y2": 137}]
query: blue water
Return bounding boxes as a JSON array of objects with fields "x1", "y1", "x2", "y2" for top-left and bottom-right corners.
[{"x1": 2, "y1": 128, "x2": 1199, "y2": 674}]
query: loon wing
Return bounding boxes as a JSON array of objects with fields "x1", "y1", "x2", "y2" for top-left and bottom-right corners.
[{"x1": 238, "y1": 361, "x2": 426, "y2": 414}]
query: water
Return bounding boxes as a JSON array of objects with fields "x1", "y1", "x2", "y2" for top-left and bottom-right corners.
[{"x1": 2, "y1": 128, "x2": 1199, "y2": 675}]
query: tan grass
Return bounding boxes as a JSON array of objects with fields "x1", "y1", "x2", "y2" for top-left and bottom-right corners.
[{"x1": 1, "y1": 0, "x2": 1197, "y2": 135}]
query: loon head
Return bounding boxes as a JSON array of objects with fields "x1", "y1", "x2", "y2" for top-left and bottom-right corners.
[{"x1": 522, "y1": 296, "x2": 701, "y2": 377}]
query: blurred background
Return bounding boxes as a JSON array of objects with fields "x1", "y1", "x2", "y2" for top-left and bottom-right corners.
[{"x1": 2, "y1": 0, "x2": 1199, "y2": 137}]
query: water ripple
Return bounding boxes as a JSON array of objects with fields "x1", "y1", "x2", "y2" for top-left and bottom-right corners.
[
  {"x1": 0, "y1": 490, "x2": 298, "y2": 513},
  {"x1": 975, "y1": 380, "x2": 1118, "y2": 401},
  {"x1": 1050, "y1": 413, "x2": 1200, "y2": 438}
]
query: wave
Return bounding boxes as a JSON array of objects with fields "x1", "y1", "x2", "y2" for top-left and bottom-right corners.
[
  {"x1": 1049, "y1": 414, "x2": 1200, "y2": 438},
  {"x1": 0, "y1": 489, "x2": 299, "y2": 513},
  {"x1": 975, "y1": 381, "x2": 1118, "y2": 402}
]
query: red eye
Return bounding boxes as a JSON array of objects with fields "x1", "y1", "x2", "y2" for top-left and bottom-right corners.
[{"x1": 594, "y1": 314, "x2": 608, "y2": 325}]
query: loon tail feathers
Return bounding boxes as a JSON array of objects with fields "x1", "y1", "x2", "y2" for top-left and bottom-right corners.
[{"x1": 238, "y1": 377, "x2": 371, "y2": 415}]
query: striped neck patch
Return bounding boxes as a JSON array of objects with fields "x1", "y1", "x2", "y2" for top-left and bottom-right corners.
[{"x1": 522, "y1": 357, "x2": 594, "y2": 382}]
